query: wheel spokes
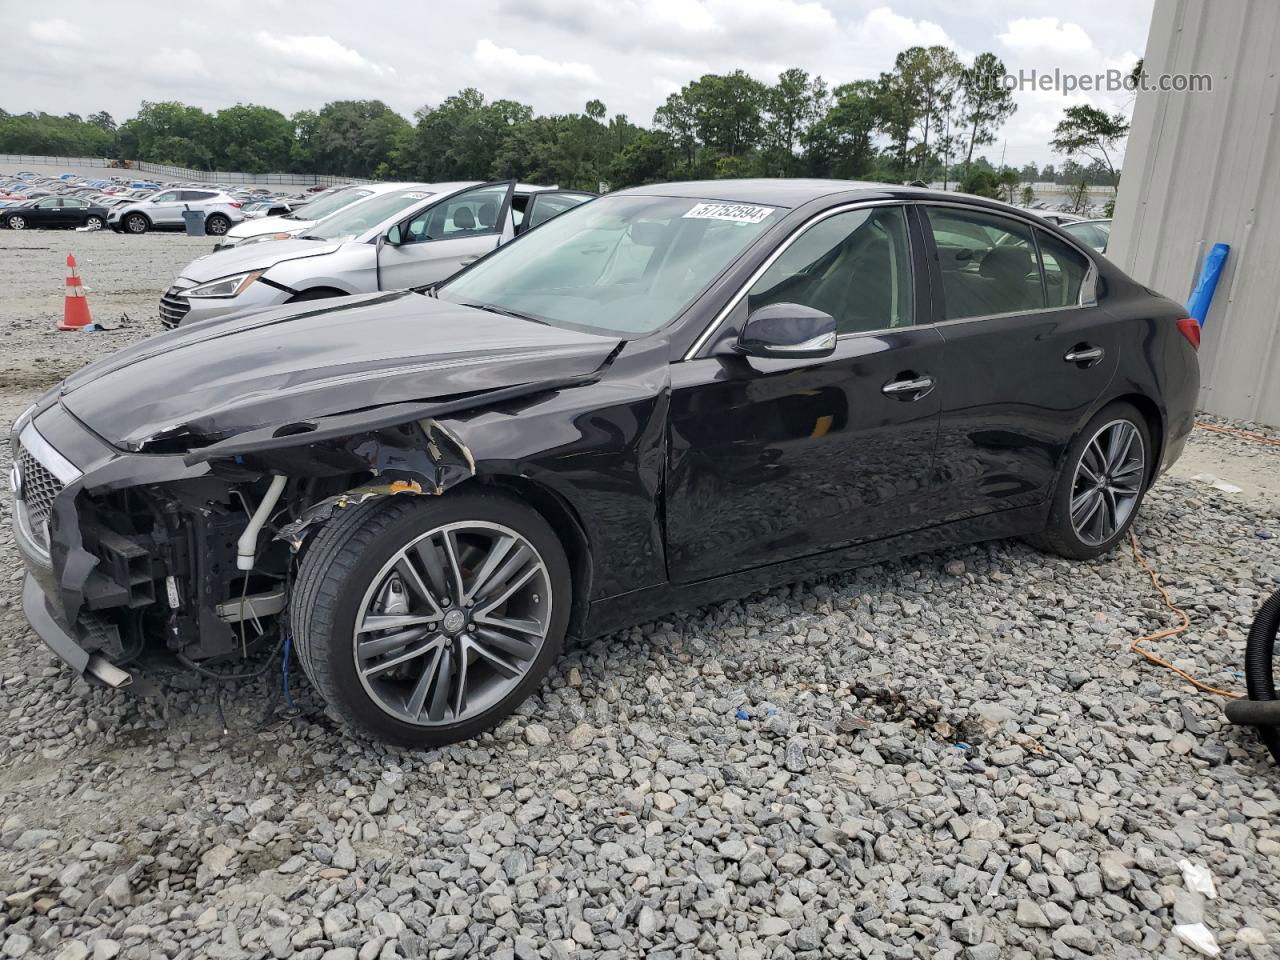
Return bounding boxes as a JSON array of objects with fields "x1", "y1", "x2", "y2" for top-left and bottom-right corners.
[
  {"x1": 353, "y1": 521, "x2": 552, "y2": 727},
  {"x1": 360, "y1": 632, "x2": 443, "y2": 678}
]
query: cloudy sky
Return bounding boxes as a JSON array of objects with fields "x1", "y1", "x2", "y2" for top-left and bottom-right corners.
[{"x1": 3, "y1": 0, "x2": 1154, "y2": 167}]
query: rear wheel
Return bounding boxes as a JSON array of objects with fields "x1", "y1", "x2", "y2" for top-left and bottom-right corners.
[
  {"x1": 124, "y1": 213, "x2": 149, "y2": 234},
  {"x1": 8, "y1": 216, "x2": 25, "y2": 230},
  {"x1": 205, "y1": 214, "x2": 230, "y2": 236},
  {"x1": 1030, "y1": 401, "x2": 1151, "y2": 559},
  {"x1": 291, "y1": 490, "x2": 570, "y2": 747}
]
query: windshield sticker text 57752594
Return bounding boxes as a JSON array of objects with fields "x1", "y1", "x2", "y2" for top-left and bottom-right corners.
[{"x1": 682, "y1": 202, "x2": 775, "y2": 224}]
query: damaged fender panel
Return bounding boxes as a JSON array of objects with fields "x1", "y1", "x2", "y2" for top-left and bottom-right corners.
[{"x1": 274, "y1": 418, "x2": 477, "y2": 548}]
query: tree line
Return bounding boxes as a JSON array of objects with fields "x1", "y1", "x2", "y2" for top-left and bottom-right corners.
[{"x1": 0, "y1": 46, "x2": 1129, "y2": 198}]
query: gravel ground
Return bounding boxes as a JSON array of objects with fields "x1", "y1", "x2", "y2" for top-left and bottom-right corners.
[{"x1": 0, "y1": 230, "x2": 1277, "y2": 960}]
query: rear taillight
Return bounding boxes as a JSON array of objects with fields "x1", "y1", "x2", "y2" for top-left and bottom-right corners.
[
  {"x1": 229, "y1": 202, "x2": 241, "y2": 208},
  {"x1": 1176, "y1": 317, "x2": 1201, "y2": 350}
]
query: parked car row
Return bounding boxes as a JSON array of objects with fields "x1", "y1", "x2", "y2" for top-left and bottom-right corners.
[
  {"x1": 162, "y1": 180, "x2": 595, "y2": 326},
  {"x1": 0, "y1": 169, "x2": 352, "y2": 235},
  {"x1": 10, "y1": 177, "x2": 1199, "y2": 748}
]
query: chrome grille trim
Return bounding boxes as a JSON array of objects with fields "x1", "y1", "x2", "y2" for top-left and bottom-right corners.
[
  {"x1": 11, "y1": 423, "x2": 82, "y2": 560},
  {"x1": 159, "y1": 287, "x2": 191, "y2": 329}
]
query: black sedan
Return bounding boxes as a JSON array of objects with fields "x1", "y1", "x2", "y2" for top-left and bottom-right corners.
[
  {"x1": 2, "y1": 196, "x2": 110, "y2": 230},
  {"x1": 11, "y1": 180, "x2": 1199, "y2": 746}
]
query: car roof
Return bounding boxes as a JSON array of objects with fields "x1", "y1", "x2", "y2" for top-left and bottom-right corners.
[
  {"x1": 616, "y1": 179, "x2": 1090, "y2": 223},
  {"x1": 618, "y1": 178, "x2": 896, "y2": 207}
]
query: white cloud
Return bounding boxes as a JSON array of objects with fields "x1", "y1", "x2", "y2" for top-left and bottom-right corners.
[
  {"x1": 857, "y1": 7, "x2": 954, "y2": 51},
  {"x1": 253, "y1": 33, "x2": 394, "y2": 77},
  {"x1": 28, "y1": 18, "x2": 87, "y2": 47},
  {"x1": 500, "y1": 0, "x2": 836, "y2": 56},
  {"x1": 472, "y1": 38, "x2": 599, "y2": 85},
  {"x1": 998, "y1": 17, "x2": 1095, "y2": 55},
  {"x1": 140, "y1": 48, "x2": 210, "y2": 82}
]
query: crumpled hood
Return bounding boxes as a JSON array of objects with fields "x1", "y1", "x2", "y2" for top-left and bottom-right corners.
[
  {"x1": 180, "y1": 237, "x2": 345, "y2": 283},
  {"x1": 58, "y1": 291, "x2": 622, "y2": 452}
]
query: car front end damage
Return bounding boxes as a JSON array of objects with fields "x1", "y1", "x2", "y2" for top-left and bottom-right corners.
[
  {"x1": 12, "y1": 394, "x2": 521, "y2": 693},
  {"x1": 10, "y1": 290, "x2": 623, "y2": 695}
]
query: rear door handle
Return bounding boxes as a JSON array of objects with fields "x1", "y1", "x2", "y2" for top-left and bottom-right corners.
[
  {"x1": 460, "y1": 256, "x2": 480, "y2": 266},
  {"x1": 1064, "y1": 346, "x2": 1104, "y2": 364},
  {"x1": 882, "y1": 375, "x2": 935, "y2": 400}
]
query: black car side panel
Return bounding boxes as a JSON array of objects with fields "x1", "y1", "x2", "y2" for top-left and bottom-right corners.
[{"x1": 441, "y1": 339, "x2": 673, "y2": 602}]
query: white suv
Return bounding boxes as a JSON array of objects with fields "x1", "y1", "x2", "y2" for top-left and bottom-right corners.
[{"x1": 108, "y1": 189, "x2": 245, "y2": 236}]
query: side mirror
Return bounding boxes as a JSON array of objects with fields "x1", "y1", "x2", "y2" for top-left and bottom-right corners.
[
  {"x1": 737, "y1": 303, "x2": 837, "y2": 360},
  {"x1": 384, "y1": 225, "x2": 402, "y2": 247}
]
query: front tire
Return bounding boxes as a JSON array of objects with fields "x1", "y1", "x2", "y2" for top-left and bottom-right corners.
[
  {"x1": 1030, "y1": 401, "x2": 1152, "y2": 560},
  {"x1": 85, "y1": 215, "x2": 104, "y2": 230},
  {"x1": 291, "y1": 490, "x2": 570, "y2": 747},
  {"x1": 124, "y1": 213, "x2": 149, "y2": 234}
]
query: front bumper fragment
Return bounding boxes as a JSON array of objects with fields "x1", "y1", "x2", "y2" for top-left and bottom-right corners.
[{"x1": 23, "y1": 573, "x2": 90, "y2": 674}]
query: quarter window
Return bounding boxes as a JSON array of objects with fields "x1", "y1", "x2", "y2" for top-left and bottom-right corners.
[
  {"x1": 926, "y1": 207, "x2": 1046, "y2": 320},
  {"x1": 1036, "y1": 229, "x2": 1091, "y2": 306},
  {"x1": 747, "y1": 206, "x2": 914, "y2": 335}
]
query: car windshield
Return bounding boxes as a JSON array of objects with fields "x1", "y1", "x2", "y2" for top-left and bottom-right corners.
[
  {"x1": 285, "y1": 187, "x2": 372, "y2": 221},
  {"x1": 302, "y1": 190, "x2": 432, "y2": 241},
  {"x1": 436, "y1": 195, "x2": 784, "y2": 335}
]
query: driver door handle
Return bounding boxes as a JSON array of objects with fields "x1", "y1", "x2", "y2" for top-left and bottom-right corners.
[
  {"x1": 460, "y1": 256, "x2": 480, "y2": 266},
  {"x1": 882, "y1": 375, "x2": 935, "y2": 400}
]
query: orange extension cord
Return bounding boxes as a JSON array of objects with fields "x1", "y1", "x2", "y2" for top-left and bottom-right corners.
[
  {"x1": 1128, "y1": 531, "x2": 1241, "y2": 699},
  {"x1": 1122, "y1": 418, "x2": 1280, "y2": 699},
  {"x1": 1195, "y1": 420, "x2": 1280, "y2": 447}
]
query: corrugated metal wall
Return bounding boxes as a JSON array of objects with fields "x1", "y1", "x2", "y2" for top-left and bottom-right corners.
[{"x1": 1110, "y1": 0, "x2": 1280, "y2": 424}]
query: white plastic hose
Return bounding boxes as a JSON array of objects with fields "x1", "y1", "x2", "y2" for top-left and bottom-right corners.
[{"x1": 236, "y1": 475, "x2": 287, "y2": 572}]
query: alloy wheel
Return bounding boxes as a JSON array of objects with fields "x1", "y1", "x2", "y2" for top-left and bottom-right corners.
[
  {"x1": 9, "y1": 217, "x2": 24, "y2": 230},
  {"x1": 1070, "y1": 419, "x2": 1145, "y2": 546},
  {"x1": 352, "y1": 521, "x2": 552, "y2": 727},
  {"x1": 86, "y1": 216, "x2": 104, "y2": 229},
  {"x1": 127, "y1": 215, "x2": 146, "y2": 233}
]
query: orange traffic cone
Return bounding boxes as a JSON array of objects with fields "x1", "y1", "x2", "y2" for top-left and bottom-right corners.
[{"x1": 59, "y1": 254, "x2": 93, "y2": 331}]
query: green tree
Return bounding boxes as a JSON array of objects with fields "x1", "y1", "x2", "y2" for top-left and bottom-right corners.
[
  {"x1": 393, "y1": 89, "x2": 529, "y2": 181},
  {"x1": 804, "y1": 79, "x2": 882, "y2": 179},
  {"x1": 1050, "y1": 104, "x2": 1129, "y2": 189},
  {"x1": 653, "y1": 92, "x2": 698, "y2": 174},
  {"x1": 1020, "y1": 184, "x2": 1035, "y2": 206},
  {"x1": 761, "y1": 68, "x2": 828, "y2": 176},
  {"x1": 208, "y1": 105, "x2": 293, "y2": 172},
  {"x1": 292, "y1": 99, "x2": 410, "y2": 178},
  {"x1": 609, "y1": 129, "x2": 675, "y2": 186},
  {"x1": 117, "y1": 101, "x2": 213, "y2": 167},
  {"x1": 959, "y1": 53, "x2": 1017, "y2": 178}
]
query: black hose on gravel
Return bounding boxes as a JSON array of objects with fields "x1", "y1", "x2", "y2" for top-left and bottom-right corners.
[{"x1": 1225, "y1": 587, "x2": 1280, "y2": 763}]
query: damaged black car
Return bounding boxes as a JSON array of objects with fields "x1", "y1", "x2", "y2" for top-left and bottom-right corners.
[{"x1": 11, "y1": 180, "x2": 1200, "y2": 746}]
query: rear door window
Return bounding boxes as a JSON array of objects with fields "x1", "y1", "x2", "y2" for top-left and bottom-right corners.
[
  {"x1": 1036, "y1": 229, "x2": 1091, "y2": 307},
  {"x1": 925, "y1": 207, "x2": 1046, "y2": 320}
]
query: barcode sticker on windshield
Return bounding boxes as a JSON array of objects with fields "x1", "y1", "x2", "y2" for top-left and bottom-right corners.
[
  {"x1": 404, "y1": 192, "x2": 429, "y2": 200},
  {"x1": 683, "y1": 202, "x2": 775, "y2": 224}
]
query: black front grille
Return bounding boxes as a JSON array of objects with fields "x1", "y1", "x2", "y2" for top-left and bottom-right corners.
[
  {"x1": 159, "y1": 288, "x2": 190, "y2": 329},
  {"x1": 17, "y1": 441, "x2": 63, "y2": 530}
]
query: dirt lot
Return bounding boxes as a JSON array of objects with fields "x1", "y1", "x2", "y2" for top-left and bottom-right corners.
[{"x1": 0, "y1": 229, "x2": 1277, "y2": 960}]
